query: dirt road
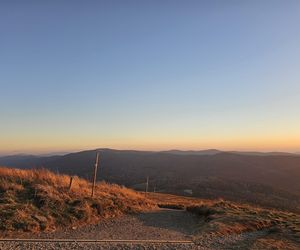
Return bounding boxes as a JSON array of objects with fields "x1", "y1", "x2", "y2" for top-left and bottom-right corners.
[{"x1": 0, "y1": 209, "x2": 267, "y2": 249}]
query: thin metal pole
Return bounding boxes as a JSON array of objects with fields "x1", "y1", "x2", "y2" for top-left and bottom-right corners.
[
  {"x1": 145, "y1": 176, "x2": 149, "y2": 196},
  {"x1": 91, "y1": 152, "x2": 100, "y2": 198}
]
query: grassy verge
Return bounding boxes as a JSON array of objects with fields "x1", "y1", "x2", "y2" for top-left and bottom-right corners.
[
  {"x1": 186, "y1": 201, "x2": 300, "y2": 249},
  {"x1": 148, "y1": 192, "x2": 300, "y2": 249},
  {"x1": 0, "y1": 167, "x2": 155, "y2": 236}
]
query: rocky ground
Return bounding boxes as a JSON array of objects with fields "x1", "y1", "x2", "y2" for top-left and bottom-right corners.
[{"x1": 0, "y1": 241, "x2": 198, "y2": 250}]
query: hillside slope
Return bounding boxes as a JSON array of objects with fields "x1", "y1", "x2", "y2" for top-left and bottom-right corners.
[{"x1": 0, "y1": 167, "x2": 155, "y2": 236}]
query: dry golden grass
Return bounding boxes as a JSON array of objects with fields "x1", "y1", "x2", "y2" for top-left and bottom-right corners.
[
  {"x1": 148, "y1": 192, "x2": 216, "y2": 207},
  {"x1": 0, "y1": 167, "x2": 156, "y2": 235},
  {"x1": 148, "y1": 192, "x2": 300, "y2": 249}
]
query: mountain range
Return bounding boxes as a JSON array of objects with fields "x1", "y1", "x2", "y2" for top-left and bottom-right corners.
[{"x1": 1, "y1": 148, "x2": 300, "y2": 212}]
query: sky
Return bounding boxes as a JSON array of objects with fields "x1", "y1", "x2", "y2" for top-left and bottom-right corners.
[{"x1": 1, "y1": 0, "x2": 300, "y2": 155}]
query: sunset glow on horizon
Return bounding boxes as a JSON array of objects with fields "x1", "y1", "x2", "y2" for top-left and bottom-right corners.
[{"x1": 1, "y1": 1, "x2": 300, "y2": 155}]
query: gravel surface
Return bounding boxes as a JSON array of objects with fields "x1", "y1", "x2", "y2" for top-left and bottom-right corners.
[
  {"x1": 0, "y1": 242, "x2": 199, "y2": 250},
  {"x1": 0, "y1": 209, "x2": 267, "y2": 249},
  {"x1": 195, "y1": 230, "x2": 268, "y2": 249},
  {"x1": 35, "y1": 209, "x2": 200, "y2": 241}
]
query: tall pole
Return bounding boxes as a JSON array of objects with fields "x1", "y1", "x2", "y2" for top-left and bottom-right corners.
[
  {"x1": 91, "y1": 152, "x2": 100, "y2": 198},
  {"x1": 145, "y1": 176, "x2": 149, "y2": 196}
]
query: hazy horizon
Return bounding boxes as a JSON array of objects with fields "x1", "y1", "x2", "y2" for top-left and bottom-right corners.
[
  {"x1": 1, "y1": 1, "x2": 300, "y2": 154},
  {"x1": 1, "y1": 147, "x2": 300, "y2": 157}
]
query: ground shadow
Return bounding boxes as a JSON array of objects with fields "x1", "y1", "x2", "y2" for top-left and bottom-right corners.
[{"x1": 134, "y1": 209, "x2": 200, "y2": 235}]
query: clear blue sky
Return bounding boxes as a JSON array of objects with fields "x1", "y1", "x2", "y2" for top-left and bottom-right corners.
[{"x1": 1, "y1": 1, "x2": 300, "y2": 154}]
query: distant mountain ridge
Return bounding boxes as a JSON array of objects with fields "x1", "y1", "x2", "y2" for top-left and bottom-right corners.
[
  {"x1": 0, "y1": 148, "x2": 298, "y2": 163},
  {"x1": 160, "y1": 149, "x2": 222, "y2": 156}
]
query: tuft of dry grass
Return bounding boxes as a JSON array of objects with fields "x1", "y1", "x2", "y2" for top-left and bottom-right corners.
[{"x1": 0, "y1": 167, "x2": 156, "y2": 236}]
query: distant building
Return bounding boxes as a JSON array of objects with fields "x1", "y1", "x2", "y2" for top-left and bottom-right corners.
[{"x1": 183, "y1": 189, "x2": 193, "y2": 195}]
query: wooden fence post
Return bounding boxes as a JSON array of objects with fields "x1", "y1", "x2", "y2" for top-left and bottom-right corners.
[{"x1": 69, "y1": 176, "x2": 74, "y2": 191}]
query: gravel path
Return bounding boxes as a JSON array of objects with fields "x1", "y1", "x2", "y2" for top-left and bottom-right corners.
[
  {"x1": 35, "y1": 209, "x2": 200, "y2": 241},
  {"x1": 0, "y1": 209, "x2": 266, "y2": 249},
  {"x1": 195, "y1": 230, "x2": 268, "y2": 249},
  {"x1": 0, "y1": 241, "x2": 197, "y2": 250}
]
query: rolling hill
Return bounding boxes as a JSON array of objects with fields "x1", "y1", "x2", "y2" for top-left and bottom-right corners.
[{"x1": 1, "y1": 149, "x2": 300, "y2": 212}]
